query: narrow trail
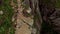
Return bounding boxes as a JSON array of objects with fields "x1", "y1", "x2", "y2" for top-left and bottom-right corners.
[{"x1": 15, "y1": 0, "x2": 34, "y2": 34}]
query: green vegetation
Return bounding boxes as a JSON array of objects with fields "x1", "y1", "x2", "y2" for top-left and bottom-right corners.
[
  {"x1": 0, "y1": 0, "x2": 15, "y2": 34},
  {"x1": 55, "y1": 0, "x2": 60, "y2": 8}
]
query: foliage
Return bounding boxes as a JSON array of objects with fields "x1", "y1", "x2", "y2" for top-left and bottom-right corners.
[
  {"x1": 55, "y1": 0, "x2": 60, "y2": 8},
  {"x1": 0, "y1": 0, "x2": 15, "y2": 34}
]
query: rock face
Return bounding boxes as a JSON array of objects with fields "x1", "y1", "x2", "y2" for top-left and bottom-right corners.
[
  {"x1": 49, "y1": 8, "x2": 60, "y2": 34},
  {"x1": 39, "y1": 0, "x2": 60, "y2": 34}
]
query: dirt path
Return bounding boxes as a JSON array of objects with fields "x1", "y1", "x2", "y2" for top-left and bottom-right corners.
[{"x1": 15, "y1": 0, "x2": 34, "y2": 34}]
